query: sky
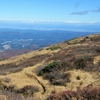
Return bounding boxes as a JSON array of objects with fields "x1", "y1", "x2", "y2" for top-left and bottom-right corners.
[{"x1": 0, "y1": 0, "x2": 100, "y2": 23}]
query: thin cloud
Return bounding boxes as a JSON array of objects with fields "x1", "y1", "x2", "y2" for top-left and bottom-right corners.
[
  {"x1": 70, "y1": 11, "x2": 88, "y2": 15},
  {"x1": 75, "y1": 1, "x2": 81, "y2": 8},
  {"x1": 92, "y1": 8, "x2": 100, "y2": 12}
]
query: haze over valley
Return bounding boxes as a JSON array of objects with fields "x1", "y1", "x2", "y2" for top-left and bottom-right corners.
[{"x1": 0, "y1": 28, "x2": 94, "y2": 59}]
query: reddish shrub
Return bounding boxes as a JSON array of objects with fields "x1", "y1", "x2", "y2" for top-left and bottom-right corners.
[{"x1": 47, "y1": 87, "x2": 100, "y2": 100}]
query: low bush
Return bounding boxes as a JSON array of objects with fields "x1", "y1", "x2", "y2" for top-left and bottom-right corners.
[
  {"x1": 38, "y1": 61, "x2": 59, "y2": 75},
  {"x1": 74, "y1": 56, "x2": 93, "y2": 70},
  {"x1": 17, "y1": 85, "x2": 39, "y2": 95},
  {"x1": 38, "y1": 61, "x2": 71, "y2": 86},
  {"x1": 44, "y1": 71, "x2": 70, "y2": 86},
  {"x1": 0, "y1": 83, "x2": 37, "y2": 100}
]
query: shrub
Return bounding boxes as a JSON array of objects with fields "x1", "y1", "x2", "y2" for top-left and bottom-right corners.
[
  {"x1": 76, "y1": 76, "x2": 80, "y2": 80},
  {"x1": 38, "y1": 61, "x2": 59, "y2": 75},
  {"x1": 17, "y1": 85, "x2": 39, "y2": 95},
  {"x1": 74, "y1": 56, "x2": 93, "y2": 70},
  {"x1": 38, "y1": 61, "x2": 71, "y2": 86},
  {"x1": 0, "y1": 83, "x2": 36, "y2": 100},
  {"x1": 43, "y1": 71, "x2": 70, "y2": 86}
]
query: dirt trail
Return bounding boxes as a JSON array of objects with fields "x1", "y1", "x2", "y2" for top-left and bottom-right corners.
[{"x1": 25, "y1": 72, "x2": 46, "y2": 93}]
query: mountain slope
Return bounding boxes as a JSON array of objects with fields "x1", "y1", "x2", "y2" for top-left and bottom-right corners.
[{"x1": 0, "y1": 34, "x2": 100, "y2": 100}]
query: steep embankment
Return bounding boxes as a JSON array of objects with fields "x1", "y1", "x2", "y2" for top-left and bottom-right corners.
[{"x1": 0, "y1": 34, "x2": 100, "y2": 100}]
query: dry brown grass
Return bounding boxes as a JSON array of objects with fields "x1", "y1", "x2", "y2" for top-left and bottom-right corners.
[{"x1": 0, "y1": 34, "x2": 99, "y2": 99}]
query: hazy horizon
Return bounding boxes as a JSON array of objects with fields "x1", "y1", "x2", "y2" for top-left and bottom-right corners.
[
  {"x1": 0, "y1": 21, "x2": 100, "y2": 32},
  {"x1": 0, "y1": 0, "x2": 100, "y2": 32}
]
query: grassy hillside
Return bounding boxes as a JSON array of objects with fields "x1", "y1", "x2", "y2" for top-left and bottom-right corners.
[{"x1": 0, "y1": 34, "x2": 100, "y2": 100}]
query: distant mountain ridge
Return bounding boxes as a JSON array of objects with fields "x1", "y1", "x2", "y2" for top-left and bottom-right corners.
[{"x1": 0, "y1": 21, "x2": 100, "y2": 32}]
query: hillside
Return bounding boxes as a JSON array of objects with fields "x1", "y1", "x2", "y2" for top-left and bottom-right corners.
[{"x1": 0, "y1": 34, "x2": 100, "y2": 100}]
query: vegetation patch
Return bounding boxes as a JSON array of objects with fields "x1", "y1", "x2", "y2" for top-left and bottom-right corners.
[
  {"x1": 64, "y1": 37, "x2": 78, "y2": 42},
  {"x1": 17, "y1": 85, "x2": 39, "y2": 95},
  {"x1": 46, "y1": 45, "x2": 61, "y2": 51},
  {"x1": 74, "y1": 56, "x2": 93, "y2": 70},
  {"x1": 44, "y1": 71, "x2": 71, "y2": 86},
  {"x1": 38, "y1": 61, "x2": 59, "y2": 76},
  {"x1": 38, "y1": 61, "x2": 71, "y2": 86},
  {"x1": 64, "y1": 37, "x2": 85, "y2": 45},
  {"x1": 0, "y1": 83, "x2": 35, "y2": 100}
]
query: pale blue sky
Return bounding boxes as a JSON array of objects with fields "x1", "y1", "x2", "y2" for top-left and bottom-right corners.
[{"x1": 0, "y1": 0, "x2": 100, "y2": 23}]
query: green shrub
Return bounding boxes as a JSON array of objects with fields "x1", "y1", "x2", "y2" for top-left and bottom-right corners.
[
  {"x1": 46, "y1": 46, "x2": 61, "y2": 51},
  {"x1": 38, "y1": 61, "x2": 71, "y2": 86},
  {"x1": 38, "y1": 61, "x2": 59, "y2": 75}
]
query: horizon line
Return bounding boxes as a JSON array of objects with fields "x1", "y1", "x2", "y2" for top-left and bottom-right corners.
[{"x1": 0, "y1": 20, "x2": 99, "y2": 24}]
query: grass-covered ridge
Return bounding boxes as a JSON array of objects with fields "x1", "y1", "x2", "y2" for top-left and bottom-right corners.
[{"x1": 0, "y1": 34, "x2": 99, "y2": 100}]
